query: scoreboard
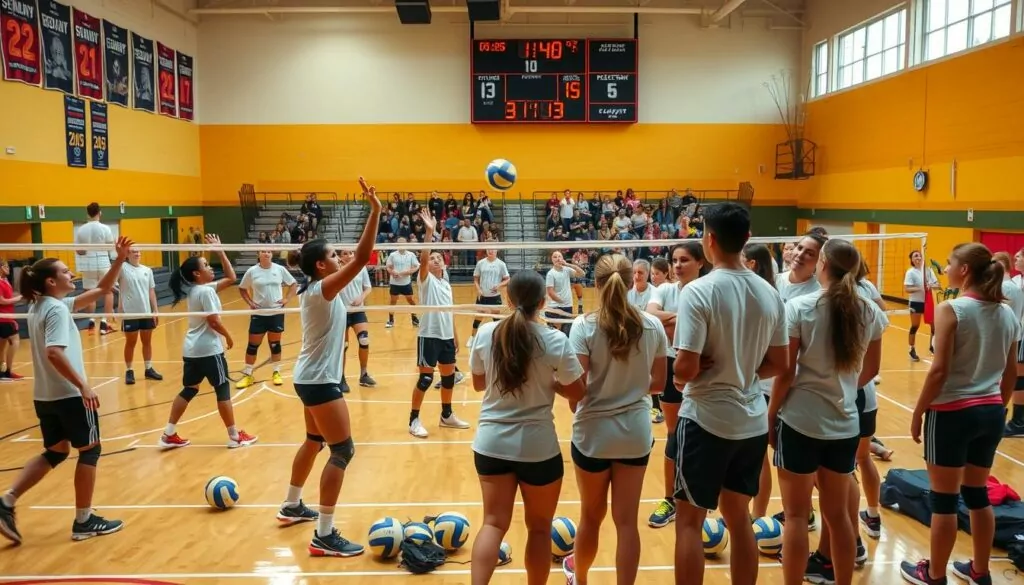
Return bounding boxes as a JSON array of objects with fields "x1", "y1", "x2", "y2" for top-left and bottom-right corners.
[{"x1": 471, "y1": 39, "x2": 637, "y2": 124}]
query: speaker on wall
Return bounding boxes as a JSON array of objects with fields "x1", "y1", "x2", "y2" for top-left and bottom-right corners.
[
  {"x1": 396, "y1": 0, "x2": 431, "y2": 24},
  {"x1": 466, "y1": 0, "x2": 500, "y2": 21}
]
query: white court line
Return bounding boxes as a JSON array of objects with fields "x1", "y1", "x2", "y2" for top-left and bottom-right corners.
[{"x1": 262, "y1": 384, "x2": 477, "y2": 404}]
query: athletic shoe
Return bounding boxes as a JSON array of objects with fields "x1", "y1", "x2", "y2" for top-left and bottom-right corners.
[
  {"x1": 359, "y1": 373, "x2": 377, "y2": 387},
  {"x1": 910, "y1": 348, "x2": 920, "y2": 362},
  {"x1": 900, "y1": 559, "x2": 948, "y2": 584},
  {"x1": 951, "y1": 560, "x2": 992, "y2": 585},
  {"x1": 1, "y1": 370, "x2": 24, "y2": 381},
  {"x1": 651, "y1": 408, "x2": 664, "y2": 423},
  {"x1": 309, "y1": 528, "x2": 364, "y2": 557},
  {"x1": 228, "y1": 430, "x2": 258, "y2": 448},
  {"x1": 125, "y1": 369, "x2": 136, "y2": 385},
  {"x1": 385, "y1": 320, "x2": 394, "y2": 329},
  {"x1": 272, "y1": 371, "x2": 284, "y2": 386},
  {"x1": 71, "y1": 513, "x2": 124, "y2": 541},
  {"x1": 277, "y1": 500, "x2": 319, "y2": 525},
  {"x1": 159, "y1": 433, "x2": 190, "y2": 449},
  {"x1": 236, "y1": 374, "x2": 255, "y2": 389},
  {"x1": 440, "y1": 413, "x2": 471, "y2": 429},
  {"x1": 562, "y1": 554, "x2": 576, "y2": 581},
  {"x1": 144, "y1": 367, "x2": 163, "y2": 381},
  {"x1": 648, "y1": 499, "x2": 676, "y2": 528},
  {"x1": 0, "y1": 499, "x2": 21, "y2": 544},
  {"x1": 860, "y1": 510, "x2": 882, "y2": 538},
  {"x1": 805, "y1": 551, "x2": 835, "y2": 585},
  {"x1": 411, "y1": 316, "x2": 420, "y2": 327},
  {"x1": 454, "y1": 371, "x2": 465, "y2": 385},
  {"x1": 855, "y1": 537, "x2": 868, "y2": 566},
  {"x1": 772, "y1": 509, "x2": 818, "y2": 531},
  {"x1": 341, "y1": 379, "x2": 350, "y2": 394},
  {"x1": 409, "y1": 418, "x2": 429, "y2": 438},
  {"x1": 1004, "y1": 420, "x2": 1024, "y2": 437}
]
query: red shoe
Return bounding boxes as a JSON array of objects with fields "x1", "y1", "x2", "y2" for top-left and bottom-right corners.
[
  {"x1": 5, "y1": 372, "x2": 24, "y2": 381},
  {"x1": 159, "y1": 433, "x2": 190, "y2": 449},
  {"x1": 228, "y1": 430, "x2": 258, "y2": 448}
]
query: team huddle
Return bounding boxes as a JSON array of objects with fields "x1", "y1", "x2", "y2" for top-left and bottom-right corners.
[{"x1": 0, "y1": 179, "x2": 1021, "y2": 585}]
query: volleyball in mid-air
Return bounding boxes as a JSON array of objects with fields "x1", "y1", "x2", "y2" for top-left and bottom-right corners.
[
  {"x1": 204, "y1": 476, "x2": 239, "y2": 510},
  {"x1": 485, "y1": 159, "x2": 517, "y2": 191}
]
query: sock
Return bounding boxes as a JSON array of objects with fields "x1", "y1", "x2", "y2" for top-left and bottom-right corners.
[
  {"x1": 316, "y1": 508, "x2": 335, "y2": 538},
  {"x1": 1, "y1": 491, "x2": 16, "y2": 507},
  {"x1": 578, "y1": 303, "x2": 583, "y2": 314},
  {"x1": 1013, "y1": 404, "x2": 1024, "y2": 424},
  {"x1": 227, "y1": 426, "x2": 239, "y2": 440},
  {"x1": 145, "y1": 361, "x2": 153, "y2": 370},
  {"x1": 75, "y1": 508, "x2": 91, "y2": 523},
  {"x1": 273, "y1": 363, "x2": 281, "y2": 374},
  {"x1": 125, "y1": 363, "x2": 133, "y2": 371},
  {"x1": 441, "y1": 403, "x2": 453, "y2": 419},
  {"x1": 360, "y1": 368, "x2": 367, "y2": 376},
  {"x1": 867, "y1": 507, "x2": 879, "y2": 517},
  {"x1": 164, "y1": 423, "x2": 176, "y2": 436},
  {"x1": 243, "y1": 365, "x2": 253, "y2": 376},
  {"x1": 410, "y1": 410, "x2": 420, "y2": 425},
  {"x1": 285, "y1": 485, "x2": 302, "y2": 507},
  {"x1": 389, "y1": 312, "x2": 394, "y2": 321}
]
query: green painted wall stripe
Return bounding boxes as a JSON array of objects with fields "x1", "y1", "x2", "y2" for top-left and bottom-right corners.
[
  {"x1": 0, "y1": 206, "x2": 206, "y2": 223},
  {"x1": 797, "y1": 208, "x2": 1024, "y2": 230}
]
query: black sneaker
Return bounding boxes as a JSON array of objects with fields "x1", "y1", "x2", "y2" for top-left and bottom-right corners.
[
  {"x1": 341, "y1": 379, "x2": 350, "y2": 394},
  {"x1": 860, "y1": 510, "x2": 881, "y2": 538},
  {"x1": 411, "y1": 315, "x2": 420, "y2": 327},
  {"x1": 910, "y1": 348, "x2": 920, "y2": 362},
  {"x1": 805, "y1": 551, "x2": 836, "y2": 585},
  {"x1": 276, "y1": 500, "x2": 319, "y2": 525},
  {"x1": 145, "y1": 368, "x2": 164, "y2": 381},
  {"x1": 71, "y1": 513, "x2": 124, "y2": 541},
  {"x1": 900, "y1": 559, "x2": 948, "y2": 584},
  {"x1": 1004, "y1": 421, "x2": 1024, "y2": 437},
  {"x1": 0, "y1": 499, "x2": 21, "y2": 544},
  {"x1": 359, "y1": 373, "x2": 377, "y2": 387},
  {"x1": 855, "y1": 537, "x2": 868, "y2": 566},
  {"x1": 951, "y1": 560, "x2": 992, "y2": 585},
  {"x1": 125, "y1": 369, "x2": 136, "y2": 385},
  {"x1": 308, "y1": 528, "x2": 364, "y2": 557}
]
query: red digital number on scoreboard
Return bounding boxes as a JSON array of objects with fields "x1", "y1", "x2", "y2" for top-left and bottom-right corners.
[{"x1": 477, "y1": 41, "x2": 507, "y2": 52}]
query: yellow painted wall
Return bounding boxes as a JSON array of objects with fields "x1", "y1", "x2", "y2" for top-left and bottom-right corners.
[
  {"x1": 40, "y1": 222, "x2": 75, "y2": 273},
  {"x1": 199, "y1": 123, "x2": 798, "y2": 205},
  {"x1": 0, "y1": 223, "x2": 35, "y2": 262},
  {"x1": 120, "y1": 218, "x2": 163, "y2": 268}
]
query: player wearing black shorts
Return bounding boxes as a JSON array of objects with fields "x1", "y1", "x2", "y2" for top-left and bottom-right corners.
[
  {"x1": 466, "y1": 249, "x2": 509, "y2": 348},
  {"x1": 0, "y1": 258, "x2": 24, "y2": 380},
  {"x1": 236, "y1": 251, "x2": 298, "y2": 389},
  {"x1": 998, "y1": 248, "x2": 1024, "y2": 437},
  {"x1": 384, "y1": 239, "x2": 419, "y2": 328},
  {"x1": 117, "y1": 248, "x2": 164, "y2": 385},
  {"x1": 338, "y1": 249, "x2": 376, "y2": 391}
]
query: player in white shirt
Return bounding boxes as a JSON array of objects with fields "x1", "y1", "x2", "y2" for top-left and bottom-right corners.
[
  {"x1": 468, "y1": 270, "x2": 586, "y2": 584},
  {"x1": 1004, "y1": 247, "x2": 1024, "y2": 437},
  {"x1": 544, "y1": 252, "x2": 585, "y2": 335},
  {"x1": 904, "y1": 250, "x2": 941, "y2": 361},
  {"x1": 74, "y1": 203, "x2": 117, "y2": 335},
  {"x1": 629, "y1": 259, "x2": 662, "y2": 424},
  {"x1": 118, "y1": 248, "x2": 163, "y2": 385},
  {"x1": 236, "y1": 252, "x2": 298, "y2": 389},
  {"x1": 408, "y1": 209, "x2": 471, "y2": 439},
  {"x1": 467, "y1": 249, "x2": 510, "y2": 348},
  {"x1": 158, "y1": 235, "x2": 257, "y2": 451},
  {"x1": 0, "y1": 236, "x2": 131, "y2": 545},
  {"x1": 385, "y1": 239, "x2": 420, "y2": 329},
  {"x1": 339, "y1": 249, "x2": 377, "y2": 391},
  {"x1": 561, "y1": 253, "x2": 670, "y2": 585},
  {"x1": 274, "y1": 177, "x2": 382, "y2": 558}
]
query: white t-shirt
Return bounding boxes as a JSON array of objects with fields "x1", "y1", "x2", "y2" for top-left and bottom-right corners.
[
  {"x1": 775, "y1": 271, "x2": 821, "y2": 302},
  {"x1": 339, "y1": 268, "x2": 372, "y2": 308},
  {"x1": 628, "y1": 284, "x2": 654, "y2": 312},
  {"x1": 649, "y1": 281, "x2": 686, "y2": 314},
  {"x1": 293, "y1": 280, "x2": 347, "y2": 385},
  {"x1": 546, "y1": 266, "x2": 573, "y2": 307},
  {"x1": 386, "y1": 251, "x2": 419, "y2": 286},
  {"x1": 183, "y1": 284, "x2": 224, "y2": 359},
  {"x1": 118, "y1": 263, "x2": 156, "y2": 315},
  {"x1": 239, "y1": 263, "x2": 296, "y2": 308},
  {"x1": 418, "y1": 272, "x2": 454, "y2": 340},
  {"x1": 1001, "y1": 279, "x2": 1024, "y2": 330},
  {"x1": 474, "y1": 258, "x2": 510, "y2": 298},
  {"x1": 780, "y1": 290, "x2": 888, "y2": 440},
  {"x1": 673, "y1": 269, "x2": 787, "y2": 440},
  {"x1": 29, "y1": 296, "x2": 86, "y2": 401},
  {"x1": 904, "y1": 267, "x2": 940, "y2": 303},
  {"x1": 569, "y1": 311, "x2": 670, "y2": 459},
  {"x1": 74, "y1": 221, "x2": 115, "y2": 272},
  {"x1": 470, "y1": 321, "x2": 584, "y2": 462},
  {"x1": 857, "y1": 279, "x2": 889, "y2": 414},
  {"x1": 935, "y1": 297, "x2": 1021, "y2": 405},
  {"x1": 458, "y1": 226, "x2": 479, "y2": 243}
]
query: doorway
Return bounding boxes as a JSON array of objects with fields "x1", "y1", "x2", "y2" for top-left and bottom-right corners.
[{"x1": 160, "y1": 218, "x2": 179, "y2": 269}]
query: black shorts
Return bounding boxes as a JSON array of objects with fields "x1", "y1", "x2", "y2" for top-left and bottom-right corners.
[
  {"x1": 924, "y1": 404, "x2": 1005, "y2": 468},
  {"x1": 477, "y1": 295, "x2": 503, "y2": 307},
  {"x1": 418, "y1": 337, "x2": 456, "y2": 368},
  {"x1": 0, "y1": 321, "x2": 18, "y2": 338},
  {"x1": 571, "y1": 442, "x2": 650, "y2": 474},
  {"x1": 1017, "y1": 337, "x2": 1024, "y2": 364},
  {"x1": 773, "y1": 420, "x2": 858, "y2": 475},
  {"x1": 294, "y1": 382, "x2": 345, "y2": 407},
  {"x1": 661, "y1": 356, "x2": 682, "y2": 404},
  {"x1": 909, "y1": 301, "x2": 926, "y2": 314},
  {"x1": 347, "y1": 311, "x2": 368, "y2": 327},
  {"x1": 182, "y1": 354, "x2": 229, "y2": 388},
  {"x1": 390, "y1": 283, "x2": 414, "y2": 297},
  {"x1": 474, "y1": 451, "x2": 564, "y2": 486},
  {"x1": 249, "y1": 314, "x2": 285, "y2": 335},
  {"x1": 121, "y1": 318, "x2": 156, "y2": 333},
  {"x1": 856, "y1": 387, "x2": 877, "y2": 438},
  {"x1": 35, "y1": 397, "x2": 99, "y2": 449},
  {"x1": 674, "y1": 417, "x2": 767, "y2": 510}
]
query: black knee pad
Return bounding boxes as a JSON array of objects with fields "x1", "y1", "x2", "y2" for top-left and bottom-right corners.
[
  {"x1": 440, "y1": 373, "x2": 456, "y2": 390},
  {"x1": 42, "y1": 449, "x2": 69, "y2": 468},
  {"x1": 930, "y1": 490, "x2": 960, "y2": 514},
  {"x1": 909, "y1": 325, "x2": 920, "y2": 335},
  {"x1": 246, "y1": 342, "x2": 260, "y2": 356},
  {"x1": 268, "y1": 341, "x2": 282, "y2": 355},
  {"x1": 328, "y1": 437, "x2": 355, "y2": 469},
  {"x1": 306, "y1": 433, "x2": 326, "y2": 451},
  {"x1": 357, "y1": 331, "x2": 369, "y2": 348},
  {"x1": 214, "y1": 381, "x2": 231, "y2": 402},
  {"x1": 416, "y1": 373, "x2": 434, "y2": 391},
  {"x1": 1015, "y1": 377, "x2": 1024, "y2": 391},
  {"x1": 179, "y1": 387, "x2": 199, "y2": 402},
  {"x1": 78, "y1": 444, "x2": 101, "y2": 467},
  {"x1": 961, "y1": 485, "x2": 990, "y2": 510}
]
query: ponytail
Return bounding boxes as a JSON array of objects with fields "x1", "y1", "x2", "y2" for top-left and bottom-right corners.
[
  {"x1": 951, "y1": 243, "x2": 1006, "y2": 303},
  {"x1": 821, "y1": 240, "x2": 867, "y2": 373},
  {"x1": 742, "y1": 243, "x2": 775, "y2": 287},
  {"x1": 978, "y1": 260, "x2": 1005, "y2": 303},
  {"x1": 19, "y1": 258, "x2": 62, "y2": 303},
  {"x1": 594, "y1": 254, "x2": 644, "y2": 361},
  {"x1": 491, "y1": 270, "x2": 546, "y2": 397},
  {"x1": 288, "y1": 239, "x2": 330, "y2": 294},
  {"x1": 170, "y1": 255, "x2": 203, "y2": 306}
]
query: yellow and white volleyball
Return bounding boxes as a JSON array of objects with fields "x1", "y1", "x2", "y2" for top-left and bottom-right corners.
[
  {"x1": 550, "y1": 516, "x2": 577, "y2": 558},
  {"x1": 752, "y1": 516, "x2": 783, "y2": 557},
  {"x1": 368, "y1": 516, "x2": 404, "y2": 559},
  {"x1": 497, "y1": 541, "x2": 512, "y2": 566},
  {"x1": 403, "y1": 521, "x2": 434, "y2": 546},
  {"x1": 433, "y1": 511, "x2": 471, "y2": 551},
  {"x1": 485, "y1": 158, "x2": 517, "y2": 191},
  {"x1": 203, "y1": 476, "x2": 239, "y2": 510},
  {"x1": 702, "y1": 517, "x2": 729, "y2": 557}
]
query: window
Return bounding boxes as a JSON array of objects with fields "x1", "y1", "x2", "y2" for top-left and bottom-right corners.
[
  {"x1": 837, "y1": 9, "x2": 907, "y2": 91},
  {"x1": 811, "y1": 41, "x2": 829, "y2": 97},
  {"x1": 923, "y1": 0, "x2": 1012, "y2": 62}
]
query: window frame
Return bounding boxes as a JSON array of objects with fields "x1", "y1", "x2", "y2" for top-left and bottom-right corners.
[
  {"x1": 921, "y1": 0, "x2": 1014, "y2": 63},
  {"x1": 811, "y1": 41, "x2": 829, "y2": 97},
  {"x1": 835, "y1": 6, "x2": 909, "y2": 92}
]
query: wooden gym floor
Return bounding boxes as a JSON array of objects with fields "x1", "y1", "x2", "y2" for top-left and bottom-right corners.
[{"x1": 1, "y1": 285, "x2": 1023, "y2": 585}]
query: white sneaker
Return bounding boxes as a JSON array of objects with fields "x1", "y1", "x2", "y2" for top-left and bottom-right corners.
[
  {"x1": 409, "y1": 418, "x2": 429, "y2": 438},
  {"x1": 454, "y1": 371, "x2": 465, "y2": 385},
  {"x1": 466, "y1": 336, "x2": 475, "y2": 348},
  {"x1": 874, "y1": 375, "x2": 882, "y2": 384},
  {"x1": 440, "y1": 413, "x2": 471, "y2": 429}
]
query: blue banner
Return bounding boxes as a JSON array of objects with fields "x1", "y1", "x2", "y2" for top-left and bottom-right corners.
[
  {"x1": 64, "y1": 94, "x2": 86, "y2": 168},
  {"x1": 89, "y1": 100, "x2": 107, "y2": 170}
]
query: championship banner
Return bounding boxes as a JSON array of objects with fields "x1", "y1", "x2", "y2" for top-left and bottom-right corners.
[
  {"x1": 176, "y1": 51, "x2": 193, "y2": 121},
  {"x1": 156, "y1": 41, "x2": 175, "y2": 116},
  {"x1": 102, "y1": 19, "x2": 127, "y2": 107},
  {"x1": 39, "y1": 0, "x2": 72, "y2": 93},
  {"x1": 89, "y1": 100, "x2": 107, "y2": 170},
  {"x1": 72, "y1": 7, "x2": 101, "y2": 99},
  {"x1": 130, "y1": 32, "x2": 154, "y2": 112},
  {"x1": 64, "y1": 93, "x2": 86, "y2": 167},
  {"x1": 1, "y1": 0, "x2": 42, "y2": 85}
]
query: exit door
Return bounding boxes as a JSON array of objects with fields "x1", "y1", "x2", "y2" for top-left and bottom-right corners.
[{"x1": 160, "y1": 218, "x2": 179, "y2": 269}]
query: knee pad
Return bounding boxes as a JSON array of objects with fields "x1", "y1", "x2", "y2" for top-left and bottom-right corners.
[
  {"x1": 357, "y1": 331, "x2": 369, "y2": 348},
  {"x1": 909, "y1": 325, "x2": 919, "y2": 335},
  {"x1": 268, "y1": 341, "x2": 282, "y2": 355},
  {"x1": 961, "y1": 485, "x2": 990, "y2": 510},
  {"x1": 179, "y1": 386, "x2": 199, "y2": 402},
  {"x1": 441, "y1": 373, "x2": 456, "y2": 390},
  {"x1": 416, "y1": 373, "x2": 434, "y2": 391},
  {"x1": 77, "y1": 444, "x2": 101, "y2": 467},
  {"x1": 1015, "y1": 377, "x2": 1024, "y2": 391},
  {"x1": 246, "y1": 342, "x2": 260, "y2": 357},
  {"x1": 306, "y1": 433, "x2": 326, "y2": 451},
  {"x1": 42, "y1": 449, "x2": 69, "y2": 468},
  {"x1": 328, "y1": 437, "x2": 355, "y2": 470},
  {"x1": 214, "y1": 381, "x2": 231, "y2": 402},
  {"x1": 930, "y1": 490, "x2": 960, "y2": 514}
]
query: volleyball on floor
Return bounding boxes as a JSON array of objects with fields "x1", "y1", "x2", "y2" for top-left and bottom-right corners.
[
  {"x1": 485, "y1": 158, "x2": 517, "y2": 191},
  {"x1": 432, "y1": 511, "x2": 471, "y2": 551},
  {"x1": 551, "y1": 516, "x2": 577, "y2": 557},
  {"x1": 752, "y1": 516, "x2": 783, "y2": 556},
  {"x1": 203, "y1": 476, "x2": 239, "y2": 510},
  {"x1": 368, "y1": 516, "x2": 404, "y2": 559},
  {"x1": 498, "y1": 541, "x2": 512, "y2": 565},
  {"x1": 702, "y1": 517, "x2": 729, "y2": 557},
  {"x1": 403, "y1": 521, "x2": 434, "y2": 546}
]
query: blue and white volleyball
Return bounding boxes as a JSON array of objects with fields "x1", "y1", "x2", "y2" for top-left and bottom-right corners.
[
  {"x1": 702, "y1": 517, "x2": 729, "y2": 557},
  {"x1": 403, "y1": 521, "x2": 434, "y2": 546},
  {"x1": 368, "y1": 516, "x2": 404, "y2": 559},
  {"x1": 551, "y1": 516, "x2": 577, "y2": 558},
  {"x1": 497, "y1": 541, "x2": 512, "y2": 566},
  {"x1": 485, "y1": 158, "x2": 517, "y2": 191},
  {"x1": 752, "y1": 516, "x2": 783, "y2": 556},
  {"x1": 204, "y1": 476, "x2": 239, "y2": 510},
  {"x1": 433, "y1": 511, "x2": 471, "y2": 551}
]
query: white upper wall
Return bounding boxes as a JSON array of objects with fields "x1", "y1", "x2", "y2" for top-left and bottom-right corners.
[
  {"x1": 61, "y1": 0, "x2": 198, "y2": 55},
  {"x1": 195, "y1": 14, "x2": 800, "y2": 125}
]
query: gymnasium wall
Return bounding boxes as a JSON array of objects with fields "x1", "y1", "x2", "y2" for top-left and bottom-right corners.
[{"x1": 196, "y1": 14, "x2": 802, "y2": 207}]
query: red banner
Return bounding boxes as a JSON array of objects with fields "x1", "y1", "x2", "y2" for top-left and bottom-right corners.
[
  {"x1": 176, "y1": 51, "x2": 193, "y2": 121},
  {"x1": 72, "y1": 7, "x2": 102, "y2": 99},
  {"x1": 156, "y1": 41, "x2": 176, "y2": 117},
  {"x1": 1, "y1": 0, "x2": 42, "y2": 85}
]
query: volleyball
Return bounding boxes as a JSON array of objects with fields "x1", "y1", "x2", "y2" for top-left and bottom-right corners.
[
  {"x1": 752, "y1": 516, "x2": 783, "y2": 556},
  {"x1": 550, "y1": 516, "x2": 577, "y2": 558},
  {"x1": 702, "y1": 517, "x2": 729, "y2": 557},
  {"x1": 403, "y1": 521, "x2": 434, "y2": 546},
  {"x1": 204, "y1": 476, "x2": 239, "y2": 510},
  {"x1": 485, "y1": 158, "x2": 517, "y2": 191},
  {"x1": 432, "y1": 511, "x2": 471, "y2": 551},
  {"x1": 498, "y1": 541, "x2": 512, "y2": 566},
  {"x1": 368, "y1": 516, "x2": 404, "y2": 559}
]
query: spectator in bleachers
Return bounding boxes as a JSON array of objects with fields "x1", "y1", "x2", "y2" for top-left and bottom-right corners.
[
  {"x1": 445, "y1": 194, "x2": 459, "y2": 218},
  {"x1": 631, "y1": 206, "x2": 649, "y2": 239},
  {"x1": 559, "y1": 191, "x2": 575, "y2": 232},
  {"x1": 457, "y1": 218, "x2": 479, "y2": 266},
  {"x1": 405, "y1": 193, "x2": 421, "y2": 216},
  {"x1": 654, "y1": 200, "x2": 675, "y2": 236},
  {"x1": 546, "y1": 206, "x2": 560, "y2": 231},
  {"x1": 461, "y1": 193, "x2": 476, "y2": 219},
  {"x1": 428, "y1": 192, "x2": 444, "y2": 222},
  {"x1": 545, "y1": 193, "x2": 560, "y2": 215},
  {"x1": 476, "y1": 195, "x2": 493, "y2": 224},
  {"x1": 614, "y1": 209, "x2": 633, "y2": 240},
  {"x1": 300, "y1": 194, "x2": 322, "y2": 231}
]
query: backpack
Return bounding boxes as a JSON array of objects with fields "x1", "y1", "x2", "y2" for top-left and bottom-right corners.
[{"x1": 398, "y1": 538, "x2": 447, "y2": 574}]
